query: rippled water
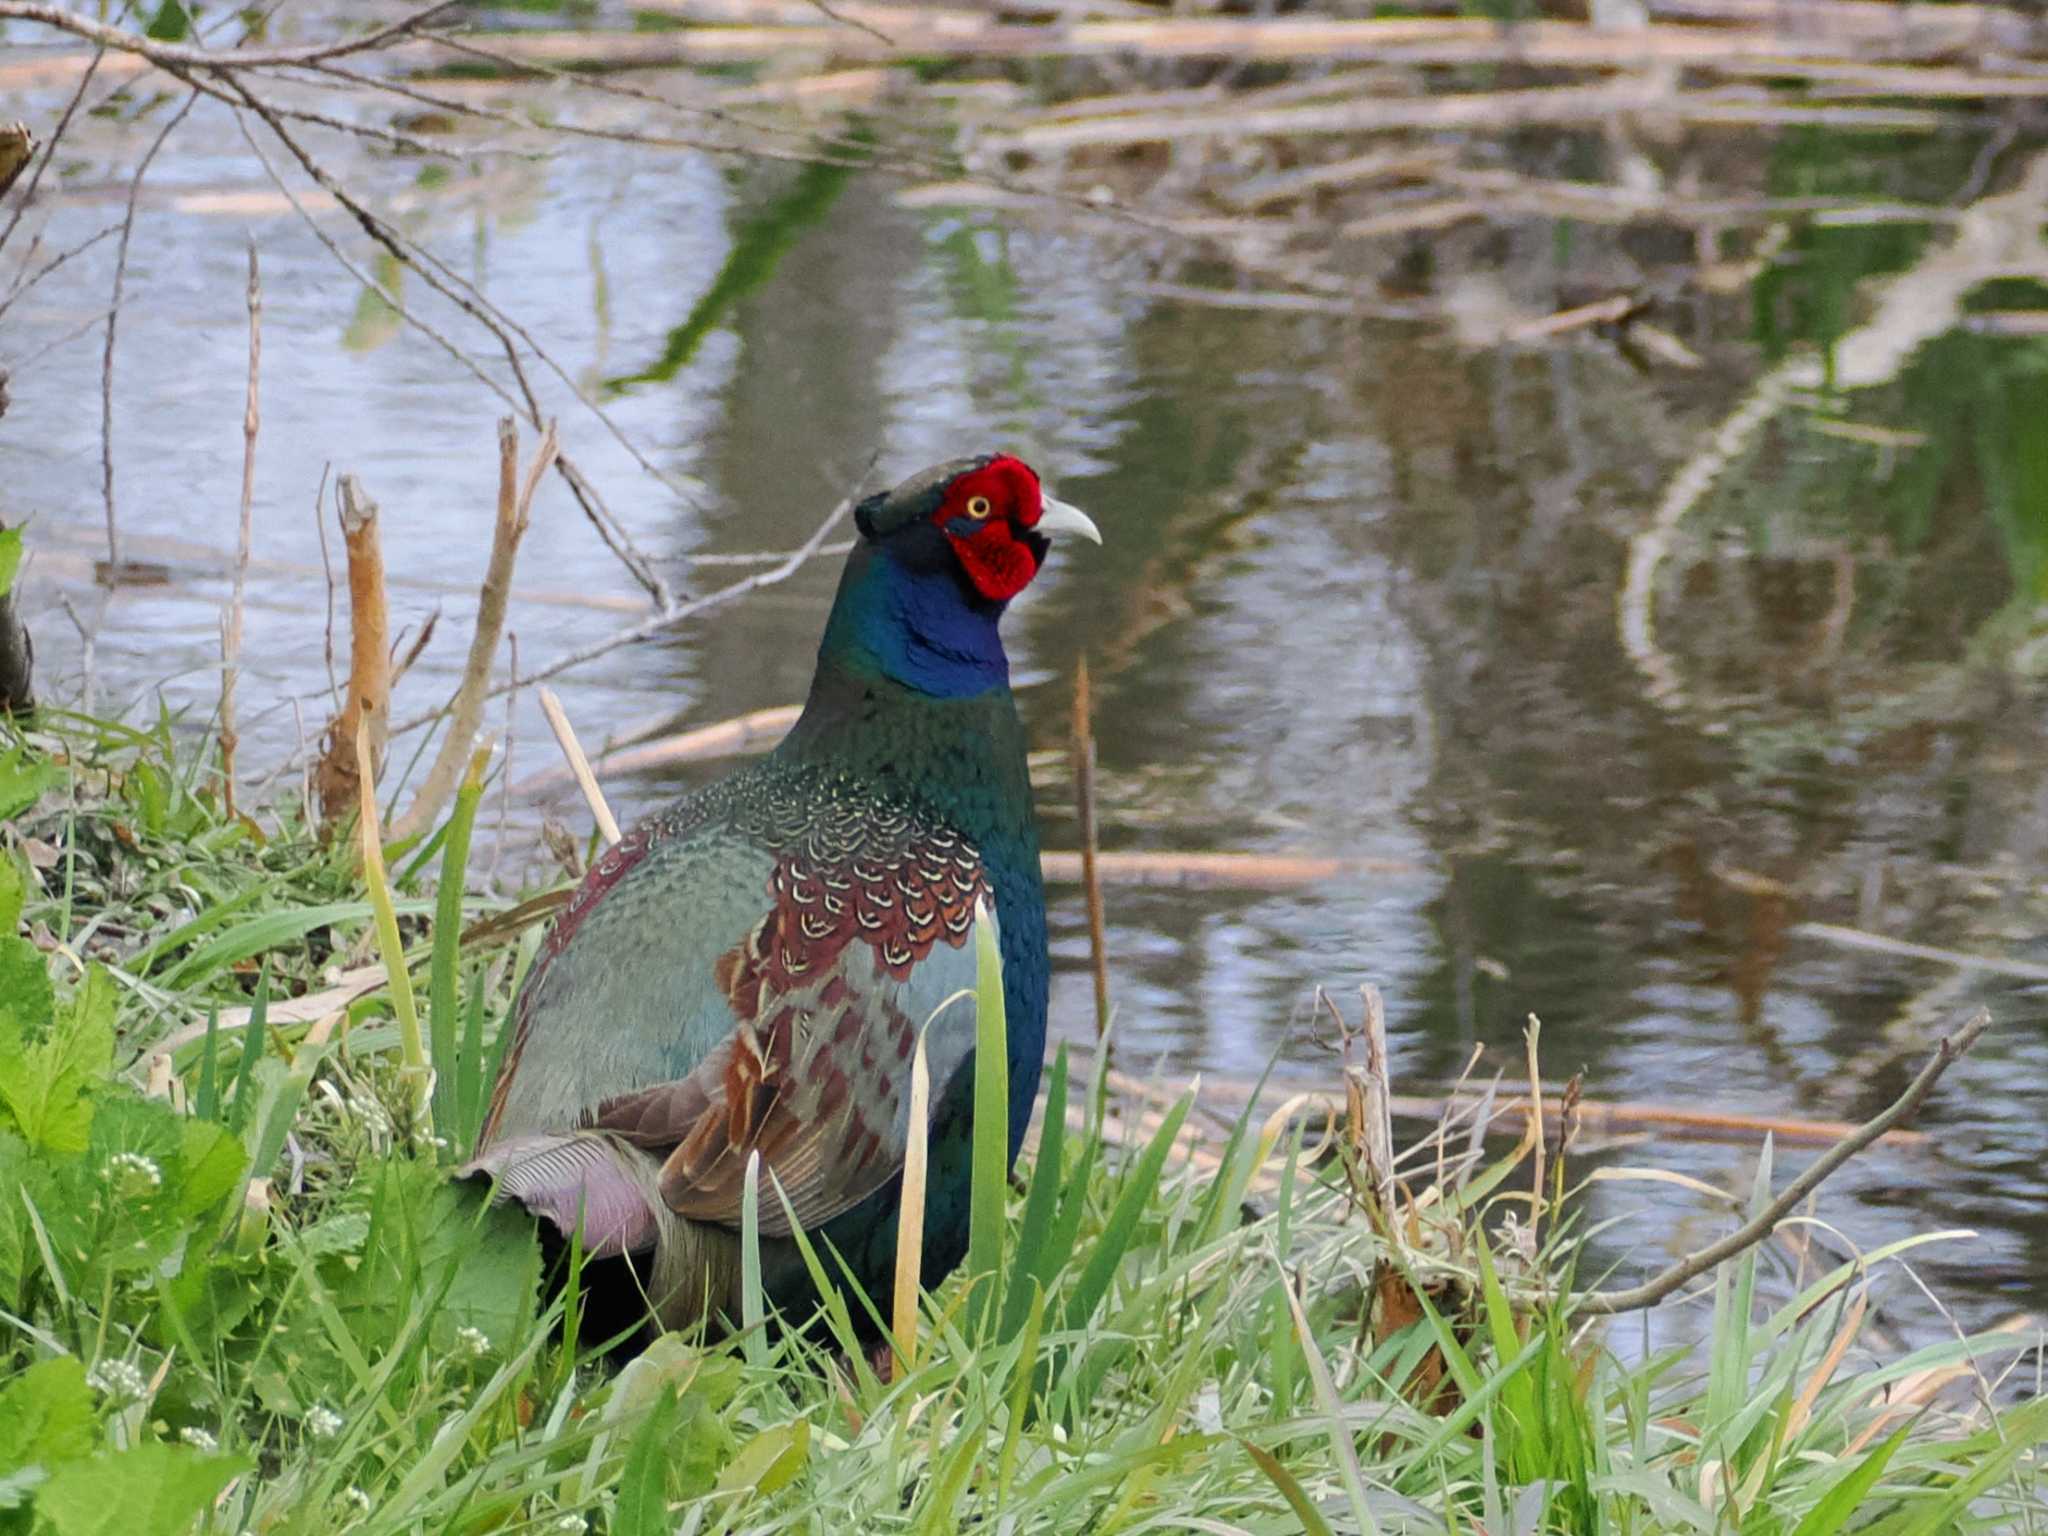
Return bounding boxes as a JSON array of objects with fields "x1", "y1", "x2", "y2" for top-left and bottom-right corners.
[{"x1": 6, "y1": 69, "x2": 2048, "y2": 1343}]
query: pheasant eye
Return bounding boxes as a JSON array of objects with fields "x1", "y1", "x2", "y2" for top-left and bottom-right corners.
[{"x1": 965, "y1": 495, "x2": 993, "y2": 520}]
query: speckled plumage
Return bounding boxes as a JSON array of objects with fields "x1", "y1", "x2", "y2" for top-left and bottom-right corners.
[{"x1": 465, "y1": 456, "x2": 1080, "y2": 1336}]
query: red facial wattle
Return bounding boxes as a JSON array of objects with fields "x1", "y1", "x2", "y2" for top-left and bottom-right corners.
[
  {"x1": 935, "y1": 455, "x2": 1049, "y2": 603},
  {"x1": 952, "y1": 522, "x2": 1044, "y2": 602}
]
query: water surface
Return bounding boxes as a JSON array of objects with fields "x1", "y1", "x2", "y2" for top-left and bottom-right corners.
[{"x1": 5, "y1": 64, "x2": 2048, "y2": 1344}]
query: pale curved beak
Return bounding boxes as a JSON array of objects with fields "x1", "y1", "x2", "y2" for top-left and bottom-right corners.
[{"x1": 1036, "y1": 495, "x2": 1103, "y2": 544}]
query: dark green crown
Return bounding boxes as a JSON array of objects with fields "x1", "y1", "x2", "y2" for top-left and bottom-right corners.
[{"x1": 854, "y1": 456, "x2": 996, "y2": 540}]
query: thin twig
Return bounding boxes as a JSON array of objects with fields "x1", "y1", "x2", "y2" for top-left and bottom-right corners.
[
  {"x1": 226, "y1": 74, "x2": 681, "y2": 605},
  {"x1": 538, "y1": 687, "x2": 622, "y2": 846},
  {"x1": 0, "y1": 222, "x2": 119, "y2": 324},
  {"x1": 220, "y1": 238, "x2": 261, "y2": 821},
  {"x1": 101, "y1": 88, "x2": 198, "y2": 572},
  {"x1": 1575, "y1": 1008, "x2": 1991, "y2": 1316},
  {"x1": 388, "y1": 418, "x2": 557, "y2": 846},
  {"x1": 389, "y1": 493, "x2": 853, "y2": 735}
]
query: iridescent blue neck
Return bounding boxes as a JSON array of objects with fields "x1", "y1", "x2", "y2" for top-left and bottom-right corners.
[{"x1": 816, "y1": 543, "x2": 1009, "y2": 699}]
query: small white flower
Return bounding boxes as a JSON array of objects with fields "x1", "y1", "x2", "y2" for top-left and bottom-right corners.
[
  {"x1": 347, "y1": 1096, "x2": 393, "y2": 1139},
  {"x1": 306, "y1": 1404, "x2": 344, "y2": 1440},
  {"x1": 554, "y1": 1516, "x2": 586, "y2": 1534},
  {"x1": 86, "y1": 1358, "x2": 148, "y2": 1401},
  {"x1": 454, "y1": 1325, "x2": 490, "y2": 1360},
  {"x1": 179, "y1": 1426, "x2": 219, "y2": 1452},
  {"x1": 339, "y1": 1486, "x2": 371, "y2": 1515},
  {"x1": 106, "y1": 1151, "x2": 163, "y2": 1199}
]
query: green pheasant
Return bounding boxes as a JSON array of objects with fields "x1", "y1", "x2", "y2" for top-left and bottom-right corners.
[{"x1": 464, "y1": 454, "x2": 1100, "y2": 1333}]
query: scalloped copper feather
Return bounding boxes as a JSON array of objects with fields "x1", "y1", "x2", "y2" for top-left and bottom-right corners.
[{"x1": 588, "y1": 823, "x2": 989, "y2": 1237}]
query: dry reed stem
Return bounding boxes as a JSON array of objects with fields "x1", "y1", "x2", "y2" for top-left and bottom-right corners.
[
  {"x1": 1071, "y1": 657, "x2": 1110, "y2": 1037},
  {"x1": 1575, "y1": 1007, "x2": 1990, "y2": 1316},
  {"x1": 1354, "y1": 984, "x2": 1395, "y2": 1217},
  {"x1": 892, "y1": 1025, "x2": 932, "y2": 1373},
  {"x1": 538, "y1": 687, "x2": 622, "y2": 847},
  {"x1": 315, "y1": 475, "x2": 391, "y2": 826},
  {"x1": 219, "y1": 239, "x2": 260, "y2": 821},
  {"x1": 386, "y1": 417, "x2": 557, "y2": 846}
]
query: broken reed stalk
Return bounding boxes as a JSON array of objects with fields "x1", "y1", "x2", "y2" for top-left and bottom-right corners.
[
  {"x1": 1355, "y1": 984, "x2": 1394, "y2": 1217},
  {"x1": 1072, "y1": 657, "x2": 1110, "y2": 1037},
  {"x1": 1574, "y1": 1007, "x2": 1991, "y2": 1316},
  {"x1": 539, "y1": 686, "x2": 622, "y2": 847},
  {"x1": 219, "y1": 238, "x2": 260, "y2": 820},
  {"x1": 315, "y1": 475, "x2": 391, "y2": 826},
  {"x1": 385, "y1": 416, "x2": 557, "y2": 846}
]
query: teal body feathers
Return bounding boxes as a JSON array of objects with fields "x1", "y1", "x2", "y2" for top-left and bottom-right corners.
[{"x1": 466, "y1": 455, "x2": 1100, "y2": 1333}]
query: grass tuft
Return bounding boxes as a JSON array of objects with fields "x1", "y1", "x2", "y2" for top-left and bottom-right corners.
[{"x1": 1, "y1": 710, "x2": 2044, "y2": 1535}]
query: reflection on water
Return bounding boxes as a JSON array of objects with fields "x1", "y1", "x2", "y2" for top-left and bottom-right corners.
[{"x1": 5, "y1": 87, "x2": 2048, "y2": 1341}]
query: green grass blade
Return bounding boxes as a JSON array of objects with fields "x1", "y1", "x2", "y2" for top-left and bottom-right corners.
[
  {"x1": 1789, "y1": 1421, "x2": 1912, "y2": 1536},
  {"x1": 159, "y1": 901, "x2": 384, "y2": 991},
  {"x1": 965, "y1": 899, "x2": 1008, "y2": 1339},
  {"x1": 1061, "y1": 1092, "x2": 1192, "y2": 1332},
  {"x1": 427, "y1": 748, "x2": 488, "y2": 1156},
  {"x1": 195, "y1": 1003, "x2": 221, "y2": 1122},
  {"x1": 457, "y1": 966, "x2": 490, "y2": 1155},
  {"x1": 741, "y1": 1149, "x2": 767, "y2": 1371},
  {"x1": 612, "y1": 1385, "x2": 682, "y2": 1536},
  {"x1": 1279, "y1": 1267, "x2": 1381, "y2": 1535},
  {"x1": 1000, "y1": 1043, "x2": 1068, "y2": 1342},
  {"x1": 1240, "y1": 1436, "x2": 1338, "y2": 1536},
  {"x1": 225, "y1": 968, "x2": 267, "y2": 1134}
]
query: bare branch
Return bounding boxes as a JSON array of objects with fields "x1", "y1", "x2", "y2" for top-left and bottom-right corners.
[
  {"x1": 0, "y1": 1, "x2": 460, "y2": 72},
  {"x1": 1575, "y1": 1008, "x2": 1992, "y2": 1316}
]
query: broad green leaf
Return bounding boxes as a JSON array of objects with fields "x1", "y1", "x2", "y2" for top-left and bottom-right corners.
[
  {"x1": 0, "y1": 961, "x2": 112, "y2": 1153},
  {"x1": 0, "y1": 747, "x2": 61, "y2": 824},
  {"x1": 0, "y1": 935, "x2": 52, "y2": 1037},
  {"x1": 0, "y1": 1357, "x2": 95, "y2": 1482},
  {"x1": 714, "y1": 1420, "x2": 809, "y2": 1501},
  {"x1": 36, "y1": 1443, "x2": 246, "y2": 1536},
  {"x1": 0, "y1": 852, "x2": 24, "y2": 931},
  {"x1": 142, "y1": 0, "x2": 190, "y2": 41},
  {"x1": 0, "y1": 527, "x2": 21, "y2": 597}
]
